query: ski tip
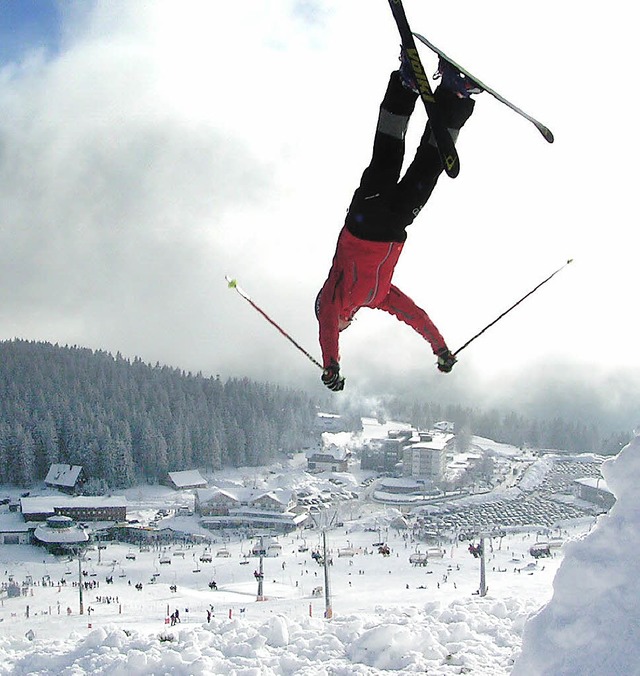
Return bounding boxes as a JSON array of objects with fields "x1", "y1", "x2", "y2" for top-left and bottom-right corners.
[{"x1": 567, "y1": 258, "x2": 574, "y2": 265}]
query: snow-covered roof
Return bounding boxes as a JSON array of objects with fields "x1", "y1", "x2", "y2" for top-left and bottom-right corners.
[
  {"x1": 433, "y1": 421, "x2": 455, "y2": 432},
  {"x1": 360, "y1": 417, "x2": 414, "y2": 440},
  {"x1": 33, "y1": 521, "x2": 89, "y2": 544},
  {"x1": 21, "y1": 495, "x2": 127, "y2": 515},
  {"x1": 306, "y1": 444, "x2": 349, "y2": 461},
  {"x1": 574, "y1": 477, "x2": 613, "y2": 494},
  {"x1": 44, "y1": 464, "x2": 83, "y2": 488},
  {"x1": 378, "y1": 477, "x2": 423, "y2": 489},
  {"x1": 0, "y1": 512, "x2": 31, "y2": 533},
  {"x1": 408, "y1": 433, "x2": 453, "y2": 451},
  {"x1": 197, "y1": 486, "x2": 293, "y2": 506},
  {"x1": 167, "y1": 470, "x2": 207, "y2": 488}
]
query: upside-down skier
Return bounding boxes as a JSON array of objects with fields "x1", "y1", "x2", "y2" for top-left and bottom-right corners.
[{"x1": 315, "y1": 50, "x2": 483, "y2": 392}]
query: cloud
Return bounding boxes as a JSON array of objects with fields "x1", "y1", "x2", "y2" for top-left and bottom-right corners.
[{"x1": 0, "y1": 0, "x2": 637, "y2": 430}]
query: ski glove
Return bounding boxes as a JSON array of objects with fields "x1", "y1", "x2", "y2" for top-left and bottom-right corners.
[
  {"x1": 322, "y1": 361, "x2": 345, "y2": 392},
  {"x1": 436, "y1": 348, "x2": 457, "y2": 373}
]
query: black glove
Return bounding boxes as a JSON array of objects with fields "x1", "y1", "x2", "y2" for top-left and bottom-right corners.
[
  {"x1": 322, "y1": 361, "x2": 345, "y2": 392},
  {"x1": 436, "y1": 347, "x2": 457, "y2": 373}
]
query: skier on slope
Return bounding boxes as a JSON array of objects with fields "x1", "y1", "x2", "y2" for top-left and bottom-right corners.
[{"x1": 315, "y1": 50, "x2": 482, "y2": 391}]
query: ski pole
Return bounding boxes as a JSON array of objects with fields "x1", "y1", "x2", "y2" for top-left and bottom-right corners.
[
  {"x1": 453, "y1": 259, "x2": 573, "y2": 356},
  {"x1": 225, "y1": 276, "x2": 324, "y2": 370}
]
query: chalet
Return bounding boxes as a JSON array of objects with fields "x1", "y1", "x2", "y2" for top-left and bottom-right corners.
[
  {"x1": 44, "y1": 464, "x2": 85, "y2": 494},
  {"x1": 195, "y1": 486, "x2": 306, "y2": 532},
  {"x1": 166, "y1": 470, "x2": 207, "y2": 490},
  {"x1": 305, "y1": 444, "x2": 350, "y2": 472},
  {"x1": 20, "y1": 496, "x2": 127, "y2": 522}
]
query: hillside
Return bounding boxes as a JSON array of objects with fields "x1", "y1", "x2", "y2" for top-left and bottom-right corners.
[{"x1": 0, "y1": 340, "x2": 321, "y2": 488}]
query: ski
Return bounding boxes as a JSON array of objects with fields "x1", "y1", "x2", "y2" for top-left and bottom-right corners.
[
  {"x1": 413, "y1": 32, "x2": 554, "y2": 144},
  {"x1": 387, "y1": 0, "x2": 460, "y2": 178}
]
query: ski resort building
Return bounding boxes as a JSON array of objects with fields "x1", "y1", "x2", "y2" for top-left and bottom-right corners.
[
  {"x1": 361, "y1": 437, "x2": 406, "y2": 473},
  {"x1": 166, "y1": 470, "x2": 207, "y2": 490},
  {"x1": 315, "y1": 412, "x2": 350, "y2": 433},
  {"x1": 195, "y1": 487, "x2": 306, "y2": 532},
  {"x1": 33, "y1": 515, "x2": 89, "y2": 553},
  {"x1": 305, "y1": 445, "x2": 350, "y2": 472},
  {"x1": 44, "y1": 464, "x2": 85, "y2": 494},
  {"x1": 402, "y1": 433, "x2": 453, "y2": 484},
  {"x1": 20, "y1": 496, "x2": 127, "y2": 523},
  {"x1": 0, "y1": 513, "x2": 31, "y2": 545}
]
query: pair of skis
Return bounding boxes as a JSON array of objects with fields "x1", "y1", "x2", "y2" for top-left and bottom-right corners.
[{"x1": 388, "y1": 0, "x2": 554, "y2": 179}]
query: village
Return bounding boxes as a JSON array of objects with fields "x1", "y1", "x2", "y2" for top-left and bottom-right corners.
[
  {"x1": 0, "y1": 416, "x2": 613, "y2": 554},
  {"x1": 0, "y1": 414, "x2": 615, "y2": 640}
]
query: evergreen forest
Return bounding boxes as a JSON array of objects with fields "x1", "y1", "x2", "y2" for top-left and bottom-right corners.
[{"x1": 0, "y1": 340, "x2": 321, "y2": 488}]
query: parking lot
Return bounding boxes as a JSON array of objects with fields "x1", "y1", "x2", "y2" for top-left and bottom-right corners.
[{"x1": 415, "y1": 456, "x2": 605, "y2": 537}]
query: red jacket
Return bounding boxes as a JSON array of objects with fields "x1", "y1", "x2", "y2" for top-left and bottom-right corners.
[{"x1": 316, "y1": 226, "x2": 446, "y2": 368}]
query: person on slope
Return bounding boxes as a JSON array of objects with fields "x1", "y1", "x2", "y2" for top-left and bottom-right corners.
[{"x1": 315, "y1": 51, "x2": 482, "y2": 392}]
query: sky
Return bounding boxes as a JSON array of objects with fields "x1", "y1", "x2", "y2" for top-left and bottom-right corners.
[
  {"x1": 1, "y1": 422, "x2": 635, "y2": 674},
  {"x1": 0, "y1": 0, "x2": 637, "y2": 429}
]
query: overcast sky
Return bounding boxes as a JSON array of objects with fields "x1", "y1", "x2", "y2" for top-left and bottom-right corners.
[{"x1": 0, "y1": 1, "x2": 637, "y2": 429}]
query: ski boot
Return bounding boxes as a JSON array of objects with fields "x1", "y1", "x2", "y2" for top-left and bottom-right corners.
[{"x1": 435, "y1": 57, "x2": 483, "y2": 98}]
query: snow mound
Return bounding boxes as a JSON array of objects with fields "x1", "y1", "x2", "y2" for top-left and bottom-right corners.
[{"x1": 513, "y1": 432, "x2": 640, "y2": 676}]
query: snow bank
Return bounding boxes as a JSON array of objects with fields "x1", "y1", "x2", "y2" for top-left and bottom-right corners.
[
  {"x1": 512, "y1": 432, "x2": 640, "y2": 676},
  {"x1": 0, "y1": 600, "x2": 541, "y2": 675}
]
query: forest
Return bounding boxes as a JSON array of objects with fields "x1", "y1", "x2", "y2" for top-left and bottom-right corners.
[
  {"x1": 0, "y1": 340, "x2": 321, "y2": 488},
  {"x1": 0, "y1": 340, "x2": 629, "y2": 490},
  {"x1": 367, "y1": 397, "x2": 630, "y2": 456}
]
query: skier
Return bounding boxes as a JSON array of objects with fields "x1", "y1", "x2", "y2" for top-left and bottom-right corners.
[{"x1": 315, "y1": 51, "x2": 482, "y2": 391}]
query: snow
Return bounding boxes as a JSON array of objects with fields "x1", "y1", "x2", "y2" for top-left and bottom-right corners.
[
  {"x1": 512, "y1": 431, "x2": 640, "y2": 676},
  {"x1": 0, "y1": 426, "x2": 635, "y2": 674},
  {"x1": 167, "y1": 471, "x2": 207, "y2": 489},
  {"x1": 21, "y1": 496, "x2": 127, "y2": 515}
]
